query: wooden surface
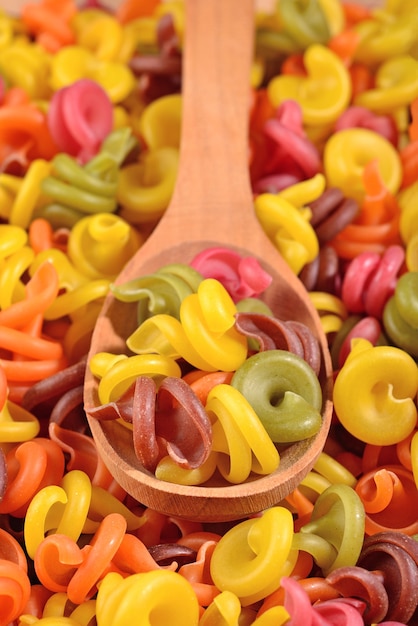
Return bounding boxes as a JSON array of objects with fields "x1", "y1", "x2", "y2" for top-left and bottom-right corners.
[{"x1": 83, "y1": 0, "x2": 333, "y2": 522}]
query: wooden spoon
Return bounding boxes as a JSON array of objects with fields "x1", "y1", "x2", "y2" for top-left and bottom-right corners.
[{"x1": 84, "y1": 0, "x2": 333, "y2": 522}]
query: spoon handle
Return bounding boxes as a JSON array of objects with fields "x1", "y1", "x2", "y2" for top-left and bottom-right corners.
[{"x1": 168, "y1": 0, "x2": 255, "y2": 221}]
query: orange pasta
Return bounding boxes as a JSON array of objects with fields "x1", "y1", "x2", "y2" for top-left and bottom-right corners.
[{"x1": 116, "y1": 0, "x2": 161, "y2": 24}]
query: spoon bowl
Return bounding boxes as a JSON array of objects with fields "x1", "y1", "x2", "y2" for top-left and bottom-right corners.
[{"x1": 84, "y1": 0, "x2": 333, "y2": 522}]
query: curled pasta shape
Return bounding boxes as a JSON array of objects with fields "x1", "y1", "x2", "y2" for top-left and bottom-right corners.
[
  {"x1": 73, "y1": 9, "x2": 125, "y2": 62},
  {"x1": 341, "y1": 245, "x2": 405, "y2": 320},
  {"x1": 38, "y1": 128, "x2": 137, "y2": 228},
  {"x1": 128, "y1": 13, "x2": 182, "y2": 104},
  {"x1": 262, "y1": 576, "x2": 366, "y2": 626},
  {"x1": 383, "y1": 270, "x2": 418, "y2": 358},
  {"x1": 90, "y1": 352, "x2": 181, "y2": 404},
  {"x1": 0, "y1": 438, "x2": 65, "y2": 517},
  {"x1": 313, "y1": 451, "x2": 357, "y2": 488},
  {"x1": 32, "y1": 519, "x2": 169, "y2": 607},
  {"x1": 144, "y1": 543, "x2": 197, "y2": 572},
  {"x1": 206, "y1": 383, "x2": 279, "y2": 484},
  {"x1": 255, "y1": 192, "x2": 319, "y2": 274},
  {"x1": 234, "y1": 311, "x2": 321, "y2": 375},
  {"x1": 210, "y1": 507, "x2": 295, "y2": 606},
  {"x1": 324, "y1": 131, "x2": 402, "y2": 213},
  {"x1": 276, "y1": 0, "x2": 330, "y2": 49},
  {"x1": 136, "y1": 507, "x2": 202, "y2": 549},
  {"x1": 396, "y1": 181, "x2": 418, "y2": 271},
  {"x1": 29, "y1": 592, "x2": 97, "y2": 625},
  {"x1": 0, "y1": 223, "x2": 28, "y2": 262},
  {"x1": 308, "y1": 186, "x2": 359, "y2": 246},
  {"x1": 90, "y1": 375, "x2": 212, "y2": 474},
  {"x1": 268, "y1": 45, "x2": 351, "y2": 126},
  {"x1": 117, "y1": 146, "x2": 179, "y2": 225},
  {"x1": 0, "y1": 89, "x2": 56, "y2": 176},
  {"x1": 0, "y1": 558, "x2": 31, "y2": 626},
  {"x1": 0, "y1": 527, "x2": 28, "y2": 570},
  {"x1": 112, "y1": 262, "x2": 203, "y2": 322},
  {"x1": 22, "y1": 357, "x2": 86, "y2": 414},
  {"x1": 24, "y1": 469, "x2": 92, "y2": 560},
  {"x1": 0, "y1": 41, "x2": 52, "y2": 101},
  {"x1": 49, "y1": 45, "x2": 135, "y2": 104},
  {"x1": 126, "y1": 278, "x2": 248, "y2": 372},
  {"x1": 308, "y1": 291, "x2": 348, "y2": 337},
  {"x1": 337, "y1": 316, "x2": 384, "y2": 368},
  {"x1": 178, "y1": 540, "x2": 219, "y2": 607},
  {"x1": 138, "y1": 93, "x2": 182, "y2": 151},
  {"x1": 355, "y1": 55, "x2": 418, "y2": 115},
  {"x1": 254, "y1": 100, "x2": 323, "y2": 196},
  {"x1": 0, "y1": 447, "x2": 6, "y2": 502},
  {"x1": 96, "y1": 570, "x2": 200, "y2": 626},
  {"x1": 40, "y1": 156, "x2": 116, "y2": 224},
  {"x1": 0, "y1": 397, "x2": 40, "y2": 443},
  {"x1": 353, "y1": 7, "x2": 418, "y2": 64},
  {"x1": 27, "y1": 251, "x2": 110, "y2": 321},
  {"x1": 358, "y1": 531, "x2": 418, "y2": 623},
  {"x1": 49, "y1": 423, "x2": 125, "y2": 498},
  {"x1": 355, "y1": 464, "x2": 418, "y2": 536},
  {"x1": 21, "y1": 0, "x2": 76, "y2": 52},
  {"x1": 22, "y1": 359, "x2": 119, "y2": 488},
  {"x1": 334, "y1": 338, "x2": 418, "y2": 445},
  {"x1": 300, "y1": 245, "x2": 342, "y2": 295},
  {"x1": 154, "y1": 453, "x2": 217, "y2": 486},
  {"x1": 325, "y1": 566, "x2": 389, "y2": 625},
  {"x1": 5, "y1": 158, "x2": 52, "y2": 229},
  {"x1": 231, "y1": 349, "x2": 322, "y2": 443},
  {"x1": 199, "y1": 590, "x2": 241, "y2": 626},
  {"x1": 67, "y1": 213, "x2": 141, "y2": 280},
  {"x1": 0, "y1": 245, "x2": 35, "y2": 310},
  {"x1": 329, "y1": 314, "x2": 383, "y2": 370},
  {"x1": 294, "y1": 484, "x2": 365, "y2": 575},
  {"x1": 334, "y1": 105, "x2": 398, "y2": 147},
  {"x1": 399, "y1": 98, "x2": 418, "y2": 190},
  {"x1": 190, "y1": 246, "x2": 272, "y2": 303},
  {"x1": 34, "y1": 513, "x2": 126, "y2": 603}
]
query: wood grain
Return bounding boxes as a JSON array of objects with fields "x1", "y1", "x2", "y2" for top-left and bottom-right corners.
[{"x1": 83, "y1": 0, "x2": 333, "y2": 522}]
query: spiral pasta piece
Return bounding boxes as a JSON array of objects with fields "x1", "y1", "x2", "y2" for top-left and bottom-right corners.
[
  {"x1": 0, "y1": 558, "x2": 31, "y2": 626},
  {"x1": 21, "y1": 0, "x2": 76, "y2": 53},
  {"x1": 91, "y1": 352, "x2": 181, "y2": 405},
  {"x1": 341, "y1": 245, "x2": 405, "y2": 319},
  {"x1": 126, "y1": 278, "x2": 248, "y2": 372},
  {"x1": 210, "y1": 507, "x2": 295, "y2": 606},
  {"x1": 383, "y1": 271, "x2": 418, "y2": 357},
  {"x1": 67, "y1": 213, "x2": 141, "y2": 281},
  {"x1": 333, "y1": 338, "x2": 418, "y2": 445},
  {"x1": 255, "y1": 192, "x2": 319, "y2": 274},
  {"x1": 112, "y1": 262, "x2": 203, "y2": 322},
  {"x1": 96, "y1": 569, "x2": 199, "y2": 626},
  {"x1": 49, "y1": 45, "x2": 135, "y2": 104},
  {"x1": 268, "y1": 44, "x2": 351, "y2": 127},
  {"x1": 0, "y1": 438, "x2": 65, "y2": 517},
  {"x1": 355, "y1": 464, "x2": 418, "y2": 535},
  {"x1": 324, "y1": 129, "x2": 402, "y2": 207},
  {"x1": 206, "y1": 383, "x2": 279, "y2": 484},
  {"x1": 0, "y1": 39, "x2": 52, "y2": 101},
  {"x1": 231, "y1": 349, "x2": 322, "y2": 444},
  {"x1": 294, "y1": 484, "x2": 365, "y2": 575},
  {"x1": 117, "y1": 146, "x2": 179, "y2": 225},
  {"x1": 190, "y1": 246, "x2": 272, "y2": 303},
  {"x1": 253, "y1": 101, "x2": 323, "y2": 195}
]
